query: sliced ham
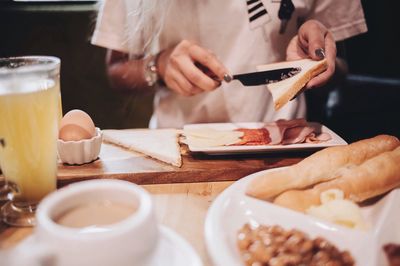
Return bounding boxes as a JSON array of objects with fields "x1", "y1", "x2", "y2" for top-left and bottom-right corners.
[
  {"x1": 233, "y1": 119, "x2": 331, "y2": 146},
  {"x1": 264, "y1": 118, "x2": 308, "y2": 144},
  {"x1": 305, "y1": 132, "x2": 332, "y2": 143},
  {"x1": 281, "y1": 126, "x2": 315, "y2": 145}
]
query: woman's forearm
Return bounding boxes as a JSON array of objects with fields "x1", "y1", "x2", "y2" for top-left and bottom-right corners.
[{"x1": 105, "y1": 49, "x2": 151, "y2": 92}]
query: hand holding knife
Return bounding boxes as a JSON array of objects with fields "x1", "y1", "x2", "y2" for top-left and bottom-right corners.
[{"x1": 196, "y1": 62, "x2": 303, "y2": 102}]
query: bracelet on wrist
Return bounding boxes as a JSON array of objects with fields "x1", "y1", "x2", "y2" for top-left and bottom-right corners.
[{"x1": 144, "y1": 53, "x2": 161, "y2": 87}]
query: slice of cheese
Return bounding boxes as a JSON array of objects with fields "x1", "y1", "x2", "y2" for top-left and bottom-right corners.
[
  {"x1": 182, "y1": 128, "x2": 243, "y2": 147},
  {"x1": 102, "y1": 129, "x2": 182, "y2": 167}
]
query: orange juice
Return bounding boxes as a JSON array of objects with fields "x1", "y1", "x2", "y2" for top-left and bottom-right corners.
[{"x1": 0, "y1": 79, "x2": 59, "y2": 203}]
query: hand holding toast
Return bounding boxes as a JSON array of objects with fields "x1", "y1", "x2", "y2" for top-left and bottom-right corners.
[{"x1": 286, "y1": 19, "x2": 336, "y2": 88}]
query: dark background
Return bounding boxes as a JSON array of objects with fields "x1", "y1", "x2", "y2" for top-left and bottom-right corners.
[
  {"x1": 345, "y1": 0, "x2": 399, "y2": 79},
  {"x1": 0, "y1": 0, "x2": 399, "y2": 142},
  {"x1": 321, "y1": 0, "x2": 400, "y2": 141}
]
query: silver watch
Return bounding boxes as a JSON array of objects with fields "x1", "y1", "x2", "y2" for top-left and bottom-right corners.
[{"x1": 144, "y1": 54, "x2": 159, "y2": 87}]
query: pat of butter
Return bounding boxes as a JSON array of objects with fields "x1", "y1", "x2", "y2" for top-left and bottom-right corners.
[{"x1": 306, "y1": 189, "x2": 367, "y2": 230}]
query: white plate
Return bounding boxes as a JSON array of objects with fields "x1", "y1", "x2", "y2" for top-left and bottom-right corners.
[
  {"x1": 183, "y1": 122, "x2": 347, "y2": 155},
  {"x1": 204, "y1": 168, "x2": 400, "y2": 266},
  {"x1": 9, "y1": 225, "x2": 202, "y2": 266}
]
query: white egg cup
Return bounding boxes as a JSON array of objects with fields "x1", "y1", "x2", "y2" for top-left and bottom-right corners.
[{"x1": 57, "y1": 127, "x2": 102, "y2": 165}]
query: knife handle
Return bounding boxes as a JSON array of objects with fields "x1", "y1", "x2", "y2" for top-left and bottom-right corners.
[{"x1": 194, "y1": 62, "x2": 220, "y2": 81}]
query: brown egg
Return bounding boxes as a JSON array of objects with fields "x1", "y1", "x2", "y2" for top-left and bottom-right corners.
[{"x1": 59, "y1": 109, "x2": 96, "y2": 141}]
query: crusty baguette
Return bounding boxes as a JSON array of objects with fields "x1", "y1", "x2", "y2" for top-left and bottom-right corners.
[
  {"x1": 256, "y1": 59, "x2": 328, "y2": 110},
  {"x1": 274, "y1": 146, "x2": 400, "y2": 212},
  {"x1": 246, "y1": 135, "x2": 400, "y2": 200}
]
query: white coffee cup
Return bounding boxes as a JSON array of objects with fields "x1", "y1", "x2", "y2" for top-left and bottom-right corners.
[{"x1": 3, "y1": 179, "x2": 159, "y2": 266}]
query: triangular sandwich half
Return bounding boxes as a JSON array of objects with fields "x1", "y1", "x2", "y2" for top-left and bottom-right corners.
[
  {"x1": 102, "y1": 129, "x2": 182, "y2": 167},
  {"x1": 257, "y1": 58, "x2": 328, "y2": 110}
]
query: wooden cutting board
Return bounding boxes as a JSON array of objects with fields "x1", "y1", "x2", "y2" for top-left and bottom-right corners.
[{"x1": 57, "y1": 142, "x2": 308, "y2": 186}]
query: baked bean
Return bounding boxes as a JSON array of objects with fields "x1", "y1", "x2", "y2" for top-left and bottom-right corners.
[
  {"x1": 237, "y1": 223, "x2": 355, "y2": 266},
  {"x1": 341, "y1": 251, "x2": 356, "y2": 266},
  {"x1": 300, "y1": 239, "x2": 314, "y2": 254}
]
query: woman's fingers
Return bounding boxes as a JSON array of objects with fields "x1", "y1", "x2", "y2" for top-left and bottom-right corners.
[
  {"x1": 306, "y1": 32, "x2": 336, "y2": 88},
  {"x1": 160, "y1": 40, "x2": 229, "y2": 96},
  {"x1": 299, "y1": 20, "x2": 327, "y2": 61},
  {"x1": 295, "y1": 20, "x2": 337, "y2": 89},
  {"x1": 286, "y1": 36, "x2": 308, "y2": 61},
  {"x1": 324, "y1": 31, "x2": 337, "y2": 67},
  {"x1": 188, "y1": 45, "x2": 228, "y2": 81},
  {"x1": 169, "y1": 68, "x2": 203, "y2": 95},
  {"x1": 174, "y1": 54, "x2": 220, "y2": 91}
]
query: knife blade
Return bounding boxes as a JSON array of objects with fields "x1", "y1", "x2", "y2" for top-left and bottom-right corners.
[{"x1": 224, "y1": 67, "x2": 301, "y2": 86}]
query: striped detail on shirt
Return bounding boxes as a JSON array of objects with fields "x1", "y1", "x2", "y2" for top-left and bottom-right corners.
[{"x1": 246, "y1": 0, "x2": 271, "y2": 29}]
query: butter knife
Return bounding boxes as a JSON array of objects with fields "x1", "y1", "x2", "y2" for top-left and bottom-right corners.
[{"x1": 224, "y1": 67, "x2": 301, "y2": 86}]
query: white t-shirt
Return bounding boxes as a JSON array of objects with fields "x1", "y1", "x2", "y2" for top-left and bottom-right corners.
[{"x1": 92, "y1": 0, "x2": 367, "y2": 128}]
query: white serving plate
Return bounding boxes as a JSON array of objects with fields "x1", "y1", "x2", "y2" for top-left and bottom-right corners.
[
  {"x1": 183, "y1": 122, "x2": 347, "y2": 155},
  {"x1": 204, "y1": 168, "x2": 399, "y2": 266}
]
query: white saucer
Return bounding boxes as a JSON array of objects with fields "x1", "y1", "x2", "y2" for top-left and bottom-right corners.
[
  {"x1": 150, "y1": 225, "x2": 203, "y2": 266},
  {"x1": 8, "y1": 225, "x2": 202, "y2": 266}
]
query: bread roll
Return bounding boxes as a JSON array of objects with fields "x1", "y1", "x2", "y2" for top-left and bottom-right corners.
[
  {"x1": 256, "y1": 59, "x2": 328, "y2": 110},
  {"x1": 246, "y1": 135, "x2": 399, "y2": 200},
  {"x1": 274, "y1": 146, "x2": 400, "y2": 212}
]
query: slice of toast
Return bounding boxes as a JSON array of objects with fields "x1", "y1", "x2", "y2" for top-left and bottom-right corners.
[
  {"x1": 102, "y1": 129, "x2": 182, "y2": 167},
  {"x1": 257, "y1": 59, "x2": 328, "y2": 110}
]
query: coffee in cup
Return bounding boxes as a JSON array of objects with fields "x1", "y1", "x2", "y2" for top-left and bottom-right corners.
[
  {"x1": 54, "y1": 201, "x2": 137, "y2": 230},
  {"x1": 4, "y1": 179, "x2": 159, "y2": 266}
]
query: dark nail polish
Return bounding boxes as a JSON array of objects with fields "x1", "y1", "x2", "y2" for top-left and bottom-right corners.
[{"x1": 315, "y1": 48, "x2": 325, "y2": 59}]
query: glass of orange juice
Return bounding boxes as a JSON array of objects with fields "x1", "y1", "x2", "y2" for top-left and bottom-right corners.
[{"x1": 0, "y1": 56, "x2": 61, "y2": 226}]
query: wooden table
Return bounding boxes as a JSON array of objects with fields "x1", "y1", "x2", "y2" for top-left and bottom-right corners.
[
  {"x1": 0, "y1": 142, "x2": 310, "y2": 265},
  {"x1": 57, "y1": 143, "x2": 307, "y2": 186}
]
